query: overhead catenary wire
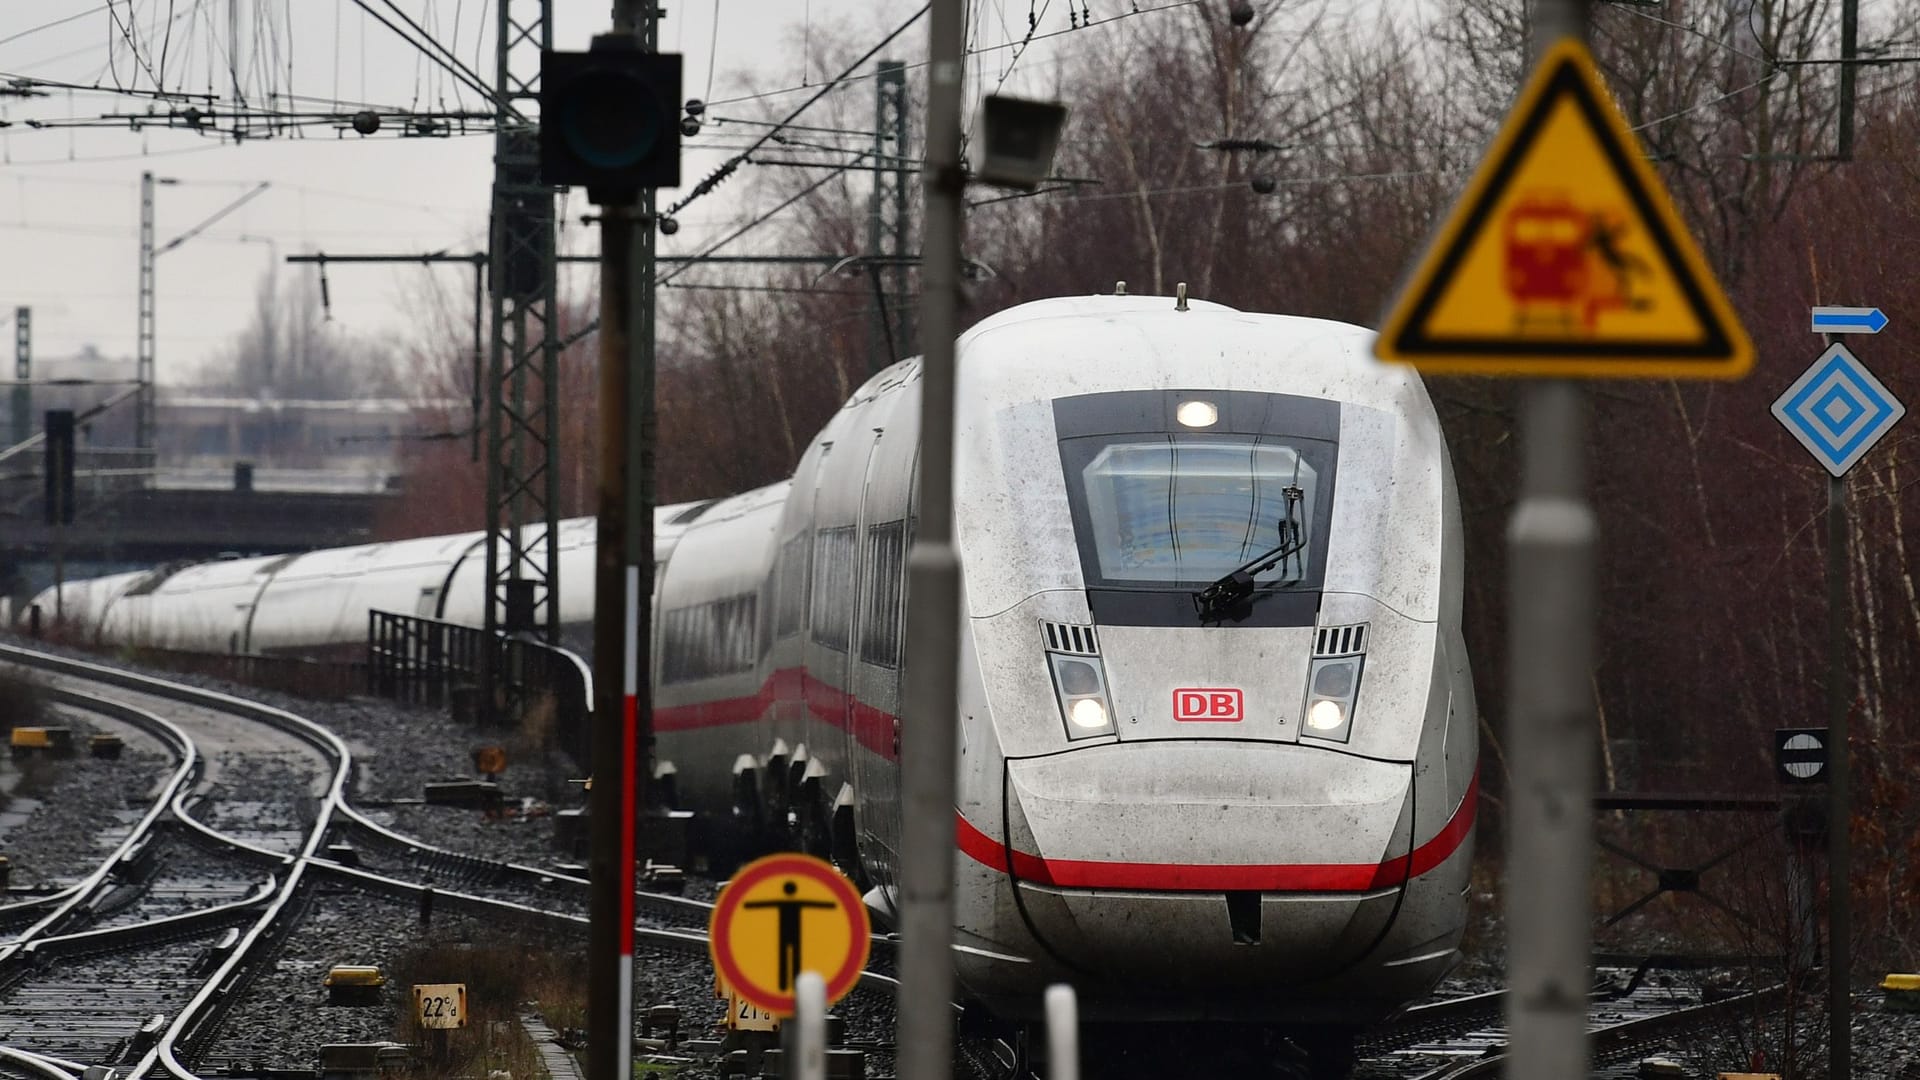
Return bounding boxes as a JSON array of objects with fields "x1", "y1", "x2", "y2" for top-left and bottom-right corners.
[
  {"x1": 662, "y1": 155, "x2": 870, "y2": 284},
  {"x1": 662, "y1": 4, "x2": 931, "y2": 219},
  {"x1": 341, "y1": 0, "x2": 510, "y2": 121},
  {"x1": 0, "y1": 5, "x2": 115, "y2": 51},
  {"x1": 704, "y1": 0, "x2": 1199, "y2": 107},
  {"x1": 371, "y1": 0, "x2": 492, "y2": 113}
]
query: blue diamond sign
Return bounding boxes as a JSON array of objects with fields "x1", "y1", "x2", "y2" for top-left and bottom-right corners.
[{"x1": 1772, "y1": 343, "x2": 1906, "y2": 478}]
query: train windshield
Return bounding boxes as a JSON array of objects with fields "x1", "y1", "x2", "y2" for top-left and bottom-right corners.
[
  {"x1": 1052, "y1": 389, "x2": 1340, "y2": 626},
  {"x1": 1071, "y1": 438, "x2": 1322, "y2": 586}
]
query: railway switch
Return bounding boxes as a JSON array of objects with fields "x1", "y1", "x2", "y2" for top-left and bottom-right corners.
[
  {"x1": 1881, "y1": 973, "x2": 1920, "y2": 1012},
  {"x1": 324, "y1": 965, "x2": 389, "y2": 1007},
  {"x1": 11, "y1": 726, "x2": 74, "y2": 757},
  {"x1": 423, "y1": 780, "x2": 503, "y2": 809}
]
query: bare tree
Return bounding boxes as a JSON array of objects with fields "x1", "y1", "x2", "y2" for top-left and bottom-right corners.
[{"x1": 197, "y1": 267, "x2": 406, "y2": 400}]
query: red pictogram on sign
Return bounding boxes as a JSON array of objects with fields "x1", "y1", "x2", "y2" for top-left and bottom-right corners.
[
  {"x1": 1173, "y1": 688, "x2": 1243, "y2": 722},
  {"x1": 1502, "y1": 192, "x2": 1651, "y2": 333}
]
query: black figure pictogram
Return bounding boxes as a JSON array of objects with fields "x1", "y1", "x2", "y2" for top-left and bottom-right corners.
[{"x1": 743, "y1": 880, "x2": 837, "y2": 991}]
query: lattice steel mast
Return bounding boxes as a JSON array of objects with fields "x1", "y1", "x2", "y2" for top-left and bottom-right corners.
[
  {"x1": 136, "y1": 172, "x2": 157, "y2": 468},
  {"x1": 485, "y1": 0, "x2": 562, "y2": 646},
  {"x1": 867, "y1": 60, "x2": 913, "y2": 375}
]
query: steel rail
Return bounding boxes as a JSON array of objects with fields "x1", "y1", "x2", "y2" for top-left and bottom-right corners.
[
  {"x1": 20, "y1": 876, "x2": 275, "y2": 958},
  {"x1": 0, "y1": 645, "x2": 351, "y2": 1080},
  {"x1": 0, "y1": 644, "x2": 903, "y2": 1077},
  {"x1": 0, "y1": 1047, "x2": 82, "y2": 1080},
  {"x1": 0, "y1": 684, "x2": 197, "y2": 959},
  {"x1": 1408, "y1": 984, "x2": 1787, "y2": 1080}
]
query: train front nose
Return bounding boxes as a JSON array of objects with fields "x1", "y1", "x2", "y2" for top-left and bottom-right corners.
[{"x1": 990, "y1": 741, "x2": 1419, "y2": 1020}]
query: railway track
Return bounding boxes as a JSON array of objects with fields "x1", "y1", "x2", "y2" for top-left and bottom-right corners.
[
  {"x1": 0, "y1": 644, "x2": 1801, "y2": 1080},
  {"x1": 1355, "y1": 977, "x2": 1785, "y2": 1080},
  {"x1": 0, "y1": 643, "x2": 901, "y2": 1078}
]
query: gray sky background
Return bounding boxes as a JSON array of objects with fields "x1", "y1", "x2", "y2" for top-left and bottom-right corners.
[{"x1": 0, "y1": 0, "x2": 972, "y2": 388}]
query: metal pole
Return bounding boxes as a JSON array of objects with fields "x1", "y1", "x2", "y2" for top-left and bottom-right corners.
[
  {"x1": 1044, "y1": 985, "x2": 1079, "y2": 1080},
  {"x1": 1828, "y1": 472, "x2": 1851, "y2": 1080},
  {"x1": 1505, "y1": 379, "x2": 1596, "y2": 1080},
  {"x1": 897, "y1": 0, "x2": 965, "y2": 1077},
  {"x1": 589, "y1": 197, "x2": 639, "y2": 1080},
  {"x1": 1839, "y1": 0, "x2": 1858, "y2": 159},
  {"x1": 1505, "y1": 7, "x2": 1594, "y2": 1077},
  {"x1": 588, "y1": 9, "x2": 657, "y2": 1080},
  {"x1": 793, "y1": 972, "x2": 827, "y2": 1080}
]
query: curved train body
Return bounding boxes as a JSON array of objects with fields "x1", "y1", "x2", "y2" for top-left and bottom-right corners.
[{"x1": 31, "y1": 295, "x2": 1477, "y2": 1030}]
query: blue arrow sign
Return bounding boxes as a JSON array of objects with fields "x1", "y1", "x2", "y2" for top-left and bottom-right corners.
[
  {"x1": 1810, "y1": 306, "x2": 1888, "y2": 334},
  {"x1": 1772, "y1": 343, "x2": 1906, "y2": 477}
]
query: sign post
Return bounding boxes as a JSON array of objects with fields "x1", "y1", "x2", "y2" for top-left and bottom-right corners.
[
  {"x1": 1376, "y1": 5, "x2": 1752, "y2": 1077},
  {"x1": 1771, "y1": 327, "x2": 1905, "y2": 1080}
]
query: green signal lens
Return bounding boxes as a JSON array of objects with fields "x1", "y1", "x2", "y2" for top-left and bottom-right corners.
[{"x1": 562, "y1": 73, "x2": 662, "y2": 169}]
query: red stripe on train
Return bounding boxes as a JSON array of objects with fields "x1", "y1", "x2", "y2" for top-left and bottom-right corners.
[
  {"x1": 654, "y1": 666, "x2": 898, "y2": 759},
  {"x1": 954, "y1": 771, "x2": 1478, "y2": 892}
]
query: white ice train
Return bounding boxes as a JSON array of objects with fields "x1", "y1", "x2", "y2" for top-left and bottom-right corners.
[{"x1": 33, "y1": 295, "x2": 1477, "y2": 1059}]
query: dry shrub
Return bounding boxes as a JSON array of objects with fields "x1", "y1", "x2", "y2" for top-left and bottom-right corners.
[
  {"x1": 0, "y1": 667, "x2": 47, "y2": 733},
  {"x1": 514, "y1": 692, "x2": 556, "y2": 755},
  {"x1": 386, "y1": 942, "x2": 586, "y2": 1080}
]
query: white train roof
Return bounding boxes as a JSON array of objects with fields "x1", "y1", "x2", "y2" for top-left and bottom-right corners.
[{"x1": 950, "y1": 294, "x2": 1452, "y2": 622}]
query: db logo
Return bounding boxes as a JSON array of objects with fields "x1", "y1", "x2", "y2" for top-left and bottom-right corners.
[{"x1": 1174, "y1": 688, "x2": 1243, "y2": 722}]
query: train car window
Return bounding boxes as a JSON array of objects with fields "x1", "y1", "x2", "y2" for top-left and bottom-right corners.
[
  {"x1": 859, "y1": 521, "x2": 906, "y2": 668},
  {"x1": 810, "y1": 525, "x2": 856, "y2": 651},
  {"x1": 774, "y1": 533, "x2": 809, "y2": 639},
  {"x1": 719, "y1": 593, "x2": 757, "y2": 673},
  {"x1": 661, "y1": 594, "x2": 759, "y2": 684},
  {"x1": 661, "y1": 606, "x2": 694, "y2": 684}
]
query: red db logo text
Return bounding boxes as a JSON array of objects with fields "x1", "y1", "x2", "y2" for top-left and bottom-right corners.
[{"x1": 1173, "y1": 688, "x2": 1243, "y2": 722}]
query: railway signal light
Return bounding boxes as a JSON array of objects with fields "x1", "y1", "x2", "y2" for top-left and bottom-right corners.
[
  {"x1": 43, "y1": 409, "x2": 73, "y2": 526},
  {"x1": 538, "y1": 38, "x2": 683, "y2": 203}
]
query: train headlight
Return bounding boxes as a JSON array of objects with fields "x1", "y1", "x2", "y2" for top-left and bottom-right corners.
[
  {"x1": 1302, "y1": 655, "x2": 1361, "y2": 743},
  {"x1": 1070, "y1": 698, "x2": 1110, "y2": 730},
  {"x1": 1050, "y1": 654, "x2": 1116, "y2": 739},
  {"x1": 1175, "y1": 400, "x2": 1218, "y2": 428}
]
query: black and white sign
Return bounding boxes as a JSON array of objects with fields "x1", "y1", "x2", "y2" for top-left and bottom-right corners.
[{"x1": 1775, "y1": 728, "x2": 1829, "y2": 784}]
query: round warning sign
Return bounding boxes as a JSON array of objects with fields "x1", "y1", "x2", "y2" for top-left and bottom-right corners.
[{"x1": 708, "y1": 853, "x2": 870, "y2": 1016}]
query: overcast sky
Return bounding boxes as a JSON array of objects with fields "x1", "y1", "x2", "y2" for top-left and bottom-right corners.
[{"x1": 0, "y1": 0, "x2": 973, "y2": 387}]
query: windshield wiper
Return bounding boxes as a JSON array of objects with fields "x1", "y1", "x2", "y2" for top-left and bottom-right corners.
[{"x1": 1191, "y1": 485, "x2": 1306, "y2": 623}]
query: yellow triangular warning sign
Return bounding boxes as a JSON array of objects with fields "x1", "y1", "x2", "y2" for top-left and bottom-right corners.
[{"x1": 1375, "y1": 39, "x2": 1753, "y2": 378}]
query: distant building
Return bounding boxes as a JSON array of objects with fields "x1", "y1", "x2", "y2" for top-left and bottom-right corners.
[{"x1": 153, "y1": 394, "x2": 465, "y2": 492}]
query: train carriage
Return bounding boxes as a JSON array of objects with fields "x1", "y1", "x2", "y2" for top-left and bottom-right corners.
[{"x1": 27, "y1": 293, "x2": 1478, "y2": 1071}]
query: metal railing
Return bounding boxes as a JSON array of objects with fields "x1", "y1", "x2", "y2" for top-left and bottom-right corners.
[{"x1": 366, "y1": 609, "x2": 592, "y2": 766}]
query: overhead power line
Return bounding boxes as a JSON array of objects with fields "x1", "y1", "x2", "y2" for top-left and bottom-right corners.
[
  {"x1": 0, "y1": 5, "x2": 114, "y2": 51},
  {"x1": 343, "y1": 0, "x2": 512, "y2": 120},
  {"x1": 663, "y1": 4, "x2": 931, "y2": 219}
]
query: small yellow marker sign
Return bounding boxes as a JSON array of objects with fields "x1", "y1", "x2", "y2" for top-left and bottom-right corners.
[
  {"x1": 717, "y1": 975, "x2": 779, "y2": 1032},
  {"x1": 1376, "y1": 38, "x2": 1752, "y2": 378},
  {"x1": 412, "y1": 982, "x2": 468, "y2": 1029},
  {"x1": 709, "y1": 853, "x2": 869, "y2": 1017}
]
